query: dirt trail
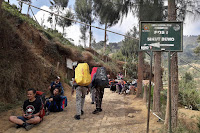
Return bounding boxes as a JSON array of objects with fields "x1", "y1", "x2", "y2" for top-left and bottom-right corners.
[{"x1": 2, "y1": 89, "x2": 163, "y2": 133}]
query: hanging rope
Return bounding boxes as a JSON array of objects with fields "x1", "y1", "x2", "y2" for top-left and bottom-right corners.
[
  {"x1": 179, "y1": 57, "x2": 200, "y2": 73},
  {"x1": 16, "y1": 0, "x2": 139, "y2": 40}
]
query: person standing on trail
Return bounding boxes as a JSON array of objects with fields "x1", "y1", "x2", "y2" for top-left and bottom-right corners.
[
  {"x1": 48, "y1": 76, "x2": 64, "y2": 96},
  {"x1": 9, "y1": 88, "x2": 42, "y2": 131},
  {"x1": 92, "y1": 67, "x2": 108, "y2": 114},
  {"x1": 72, "y1": 63, "x2": 90, "y2": 120},
  {"x1": 90, "y1": 67, "x2": 98, "y2": 104}
]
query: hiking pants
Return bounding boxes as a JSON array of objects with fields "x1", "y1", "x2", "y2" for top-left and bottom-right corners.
[
  {"x1": 95, "y1": 87, "x2": 104, "y2": 109},
  {"x1": 76, "y1": 86, "x2": 87, "y2": 115},
  {"x1": 90, "y1": 88, "x2": 95, "y2": 103}
]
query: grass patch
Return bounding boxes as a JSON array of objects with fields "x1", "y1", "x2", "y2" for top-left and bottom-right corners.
[{"x1": 0, "y1": 101, "x2": 23, "y2": 112}]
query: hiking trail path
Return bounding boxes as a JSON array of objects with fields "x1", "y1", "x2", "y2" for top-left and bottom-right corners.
[{"x1": 1, "y1": 88, "x2": 163, "y2": 133}]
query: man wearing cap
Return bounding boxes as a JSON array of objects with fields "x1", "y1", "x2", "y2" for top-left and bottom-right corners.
[{"x1": 48, "y1": 76, "x2": 64, "y2": 96}]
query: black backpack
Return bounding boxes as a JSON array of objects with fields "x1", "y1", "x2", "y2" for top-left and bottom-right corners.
[{"x1": 94, "y1": 67, "x2": 108, "y2": 87}]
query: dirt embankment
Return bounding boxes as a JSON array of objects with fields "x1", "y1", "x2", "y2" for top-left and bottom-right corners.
[{"x1": 0, "y1": 8, "x2": 122, "y2": 104}]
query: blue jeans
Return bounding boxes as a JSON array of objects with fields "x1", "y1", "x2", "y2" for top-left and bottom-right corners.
[{"x1": 17, "y1": 116, "x2": 34, "y2": 122}]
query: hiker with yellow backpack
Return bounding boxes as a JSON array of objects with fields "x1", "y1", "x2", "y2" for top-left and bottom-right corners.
[{"x1": 72, "y1": 63, "x2": 91, "y2": 120}]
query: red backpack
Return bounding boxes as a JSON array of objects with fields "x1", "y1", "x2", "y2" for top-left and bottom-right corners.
[
  {"x1": 36, "y1": 91, "x2": 46, "y2": 121},
  {"x1": 91, "y1": 67, "x2": 98, "y2": 80}
]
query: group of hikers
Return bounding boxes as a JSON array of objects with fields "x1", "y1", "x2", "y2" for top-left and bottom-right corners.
[
  {"x1": 109, "y1": 73, "x2": 137, "y2": 95},
  {"x1": 8, "y1": 62, "x2": 138, "y2": 131},
  {"x1": 9, "y1": 76, "x2": 66, "y2": 130},
  {"x1": 9, "y1": 63, "x2": 109, "y2": 130}
]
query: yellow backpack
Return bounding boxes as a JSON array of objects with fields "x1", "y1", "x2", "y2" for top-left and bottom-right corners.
[{"x1": 75, "y1": 63, "x2": 91, "y2": 86}]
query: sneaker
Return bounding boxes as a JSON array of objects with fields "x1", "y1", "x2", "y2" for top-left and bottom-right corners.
[
  {"x1": 45, "y1": 110, "x2": 50, "y2": 116},
  {"x1": 92, "y1": 109, "x2": 99, "y2": 114},
  {"x1": 91, "y1": 102, "x2": 94, "y2": 104},
  {"x1": 74, "y1": 115, "x2": 80, "y2": 120},
  {"x1": 81, "y1": 110, "x2": 84, "y2": 115},
  {"x1": 24, "y1": 123, "x2": 34, "y2": 131}
]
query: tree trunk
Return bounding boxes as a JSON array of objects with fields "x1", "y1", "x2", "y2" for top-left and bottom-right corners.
[
  {"x1": 27, "y1": 5, "x2": 30, "y2": 15},
  {"x1": 137, "y1": 51, "x2": 144, "y2": 97},
  {"x1": 20, "y1": 2, "x2": 23, "y2": 13},
  {"x1": 0, "y1": 0, "x2": 2, "y2": 15},
  {"x1": 153, "y1": 52, "x2": 161, "y2": 112},
  {"x1": 89, "y1": 21, "x2": 92, "y2": 48},
  {"x1": 143, "y1": 85, "x2": 147, "y2": 102},
  {"x1": 62, "y1": 26, "x2": 65, "y2": 36},
  {"x1": 165, "y1": 0, "x2": 179, "y2": 129},
  {"x1": 104, "y1": 23, "x2": 107, "y2": 54}
]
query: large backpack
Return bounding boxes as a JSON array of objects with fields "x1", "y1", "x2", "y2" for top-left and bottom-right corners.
[
  {"x1": 75, "y1": 63, "x2": 91, "y2": 86},
  {"x1": 91, "y1": 67, "x2": 98, "y2": 80},
  {"x1": 36, "y1": 91, "x2": 46, "y2": 120},
  {"x1": 94, "y1": 67, "x2": 108, "y2": 87}
]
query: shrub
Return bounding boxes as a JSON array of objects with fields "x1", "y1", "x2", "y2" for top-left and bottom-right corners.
[{"x1": 179, "y1": 88, "x2": 200, "y2": 110}]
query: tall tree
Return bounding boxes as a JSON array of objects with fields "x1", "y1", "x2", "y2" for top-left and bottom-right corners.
[
  {"x1": 58, "y1": 8, "x2": 74, "y2": 36},
  {"x1": 93, "y1": 0, "x2": 131, "y2": 53},
  {"x1": 153, "y1": 0, "x2": 164, "y2": 113},
  {"x1": 136, "y1": 0, "x2": 144, "y2": 98},
  {"x1": 49, "y1": 0, "x2": 69, "y2": 30},
  {"x1": 165, "y1": 0, "x2": 179, "y2": 129},
  {"x1": 75, "y1": 0, "x2": 94, "y2": 48}
]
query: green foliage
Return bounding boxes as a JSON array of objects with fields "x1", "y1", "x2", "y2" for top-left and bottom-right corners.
[
  {"x1": 194, "y1": 35, "x2": 200, "y2": 55},
  {"x1": 124, "y1": 58, "x2": 137, "y2": 79},
  {"x1": 121, "y1": 26, "x2": 139, "y2": 60},
  {"x1": 58, "y1": 8, "x2": 74, "y2": 34},
  {"x1": 179, "y1": 73, "x2": 200, "y2": 110},
  {"x1": 0, "y1": 101, "x2": 23, "y2": 112},
  {"x1": 112, "y1": 51, "x2": 125, "y2": 61},
  {"x1": 75, "y1": 0, "x2": 94, "y2": 47},
  {"x1": 2, "y1": 2, "x2": 41, "y2": 29},
  {"x1": 93, "y1": 0, "x2": 132, "y2": 26},
  {"x1": 179, "y1": 73, "x2": 196, "y2": 90},
  {"x1": 183, "y1": 72, "x2": 193, "y2": 83},
  {"x1": 179, "y1": 88, "x2": 200, "y2": 110},
  {"x1": 197, "y1": 116, "x2": 200, "y2": 131}
]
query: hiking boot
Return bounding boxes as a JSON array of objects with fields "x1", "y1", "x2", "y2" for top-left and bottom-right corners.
[
  {"x1": 74, "y1": 115, "x2": 80, "y2": 120},
  {"x1": 92, "y1": 109, "x2": 99, "y2": 114},
  {"x1": 91, "y1": 102, "x2": 94, "y2": 104},
  {"x1": 81, "y1": 110, "x2": 84, "y2": 115},
  {"x1": 98, "y1": 108, "x2": 102, "y2": 112},
  {"x1": 24, "y1": 123, "x2": 34, "y2": 131},
  {"x1": 16, "y1": 124, "x2": 22, "y2": 129}
]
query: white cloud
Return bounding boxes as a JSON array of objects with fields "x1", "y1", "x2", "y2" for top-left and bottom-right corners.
[
  {"x1": 34, "y1": 6, "x2": 83, "y2": 46},
  {"x1": 183, "y1": 13, "x2": 200, "y2": 36},
  {"x1": 110, "y1": 12, "x2": 138, "y2": 34}
]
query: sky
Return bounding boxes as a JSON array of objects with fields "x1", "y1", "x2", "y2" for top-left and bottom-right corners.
[{"x1": 8, "y1": 0, "x2": 200, "y2": 46}]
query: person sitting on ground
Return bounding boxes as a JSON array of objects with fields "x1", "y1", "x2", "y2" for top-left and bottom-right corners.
[
  {"x1": 120, "y1": 80, "x2": 127, "y2": 94},
  {"x1": 45, "y1": 87, "x2": 62, "y2": 114},
  {"x1": 48, "y1": 76, "x2": 64, "y2": 96},
  {"x1": 116, "y1": 80, "x2": 123, "y2": 94},
  {"x1": 9, "y1": 88, "x2": 42, "y2": 131}
]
